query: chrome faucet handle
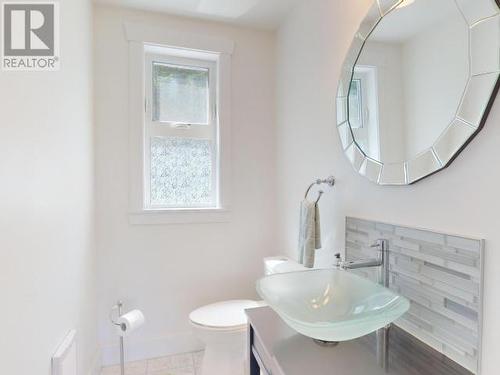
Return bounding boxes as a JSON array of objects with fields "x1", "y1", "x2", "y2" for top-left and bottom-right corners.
[{"x1": 370, "y1": 239, "x2": 388, "y2": 250}]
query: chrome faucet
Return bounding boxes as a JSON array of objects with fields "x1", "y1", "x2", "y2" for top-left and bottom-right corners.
[
  {"x1": 337, "y1": 239, "x2": 387, "y2": 269},
  {"x1": 336, "y1": 239, "x2": 391, "y2": 370}
]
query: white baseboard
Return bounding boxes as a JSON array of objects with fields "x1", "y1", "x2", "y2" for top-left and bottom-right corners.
[{"x1": 101, "y1": 331, "x2": 204, "y2": 367}]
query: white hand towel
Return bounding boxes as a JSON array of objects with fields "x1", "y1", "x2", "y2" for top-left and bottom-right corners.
[
  {"x1": 314, "y1": 202, "x2": 321, "y2": 249},
  {"x1": 298, "y1": 199, "x2": 322, "y2": 268}
]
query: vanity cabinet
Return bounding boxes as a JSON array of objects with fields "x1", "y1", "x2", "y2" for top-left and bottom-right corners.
[
  {"x1": 246, "y1": 306, "x2": 472, "y2": 375},
  {"x1": 246, "y1": 306, "x2": 386, "y2": 375}
]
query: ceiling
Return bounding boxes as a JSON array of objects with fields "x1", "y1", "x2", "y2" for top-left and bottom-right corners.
[
  {"x1": 94, "y1": 0, "x2": 302, "y2": 30},
  {"x1": 371, "y1": 0, "x2": 465, "y2": 43}
]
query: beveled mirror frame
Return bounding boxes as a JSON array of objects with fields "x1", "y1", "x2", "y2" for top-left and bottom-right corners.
[{"x1": 336, "y1": 0, "x2": 500, "y2": 185}]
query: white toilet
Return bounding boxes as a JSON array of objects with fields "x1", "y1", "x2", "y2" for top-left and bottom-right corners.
[
  {"x1": 189, "y1": 257, "x2": 306, "y2": 375},
  {"x1": 189, "y1": 300, "x2": 261, "y2": 375}
]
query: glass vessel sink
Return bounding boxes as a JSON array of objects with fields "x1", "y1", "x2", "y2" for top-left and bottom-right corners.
[{"x1": 256, "y1": 269, "x2": 410, "y2": 342}]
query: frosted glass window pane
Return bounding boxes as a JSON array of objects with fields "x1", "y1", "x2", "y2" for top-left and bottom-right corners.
[
  {"x1": 349, "y1": 79, "x2": 364, "y2": 129},
  {"x1": 152, "y1": 62, "x2": 209, "y2": 124},
  {"x1": 150, "y1": 137, "x2": 213, "y2": 207}
]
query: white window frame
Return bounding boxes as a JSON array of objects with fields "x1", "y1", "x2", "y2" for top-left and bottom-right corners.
[
  {"x1": 125, "y1": 23, "x2": 233, "y2": 224},
  {"x1": 144, "y1": 53, "x2": 218, "y2": 209},
  {"x1": 351, "y1": 65, "x2": 380, "y2": 160}
]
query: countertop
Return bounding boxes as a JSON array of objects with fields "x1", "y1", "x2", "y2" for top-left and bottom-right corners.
[{"x1": 246, "y1": 306, "x2": 472, "y2": 375}]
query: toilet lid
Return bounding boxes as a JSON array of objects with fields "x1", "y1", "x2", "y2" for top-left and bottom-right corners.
[{"x1": 189, "y1": 300, "x2": 261, "y2": 329}]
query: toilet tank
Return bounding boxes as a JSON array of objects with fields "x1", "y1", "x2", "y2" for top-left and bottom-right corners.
[{"x1": 263, "y1": 256, "x2": 307, "y2": 275}]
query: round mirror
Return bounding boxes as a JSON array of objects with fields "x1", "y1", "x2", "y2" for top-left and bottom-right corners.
[{"x1": 337, "y1": 0, "x2": 500, "y2": 185}]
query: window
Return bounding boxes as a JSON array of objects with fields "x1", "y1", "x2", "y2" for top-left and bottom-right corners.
[
  {"x1": 144, "y1": 51, "x2": 219, "y2": 209},
  {"x1": 348, "y1": 78, "x2": 364, "y2": 129},
  {"x1": 350, "y1": 66, "x2": 380, "y2": 160},
  {"x1": 126, "y1": 24, "x2": 233, "y2": 224}
]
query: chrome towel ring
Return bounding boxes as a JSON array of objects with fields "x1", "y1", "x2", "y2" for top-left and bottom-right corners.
[{"x1": 304, "y1": 176, "x2": 335, "y2": 204}]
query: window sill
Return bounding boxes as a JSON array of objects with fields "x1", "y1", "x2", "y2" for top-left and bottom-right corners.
[{"x1": 128, "y1": 208, "x2": 232, "y2": 225}]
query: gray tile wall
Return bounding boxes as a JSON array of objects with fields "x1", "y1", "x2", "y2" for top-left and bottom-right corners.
[{"x1": 345, "y1": 217, "x2": 484, "y2": 374}]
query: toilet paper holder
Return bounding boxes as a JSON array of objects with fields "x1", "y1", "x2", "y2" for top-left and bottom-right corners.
[
  {"x1": 110, "y1": 301, "x2": 125, "y2": 330},
  {"x1": 110, "y1": 301, "x2": 126, "y2": 375}
]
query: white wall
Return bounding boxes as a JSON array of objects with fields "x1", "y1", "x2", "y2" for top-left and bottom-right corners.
[
  {"x1": 401, "y1": 14, "x2": 469, "y2": 157},
  {"x1": 358, "y1": 41, "x2": 406, "y2": 162},
  {"x1": 94, "y1": 5, "x2": 277, "y2": 364},
  {"x1": 0, "y1": 1, "x2": 97, "y2": 374},
  {"x1": 276, "y1": 1, "x2": 500, "y2": 374}
]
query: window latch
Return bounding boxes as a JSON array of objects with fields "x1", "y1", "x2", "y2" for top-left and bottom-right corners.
[{"x1": 170, "y1": 123, "x2": 192, "y2": 129}]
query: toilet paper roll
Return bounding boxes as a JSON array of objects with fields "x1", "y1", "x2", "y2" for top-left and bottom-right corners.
[{"x1": 116, "y1": 310, "x2": 145, "y2": 337}]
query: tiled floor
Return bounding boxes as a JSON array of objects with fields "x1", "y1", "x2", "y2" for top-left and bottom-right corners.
[{"x1": 101, "y1": 351, "x2": 204, "y2": 375}]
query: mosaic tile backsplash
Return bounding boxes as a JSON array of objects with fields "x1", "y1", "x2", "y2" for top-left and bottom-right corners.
[{"x1": 345, "y1": 217, "x2": 484, "y2": 374}]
